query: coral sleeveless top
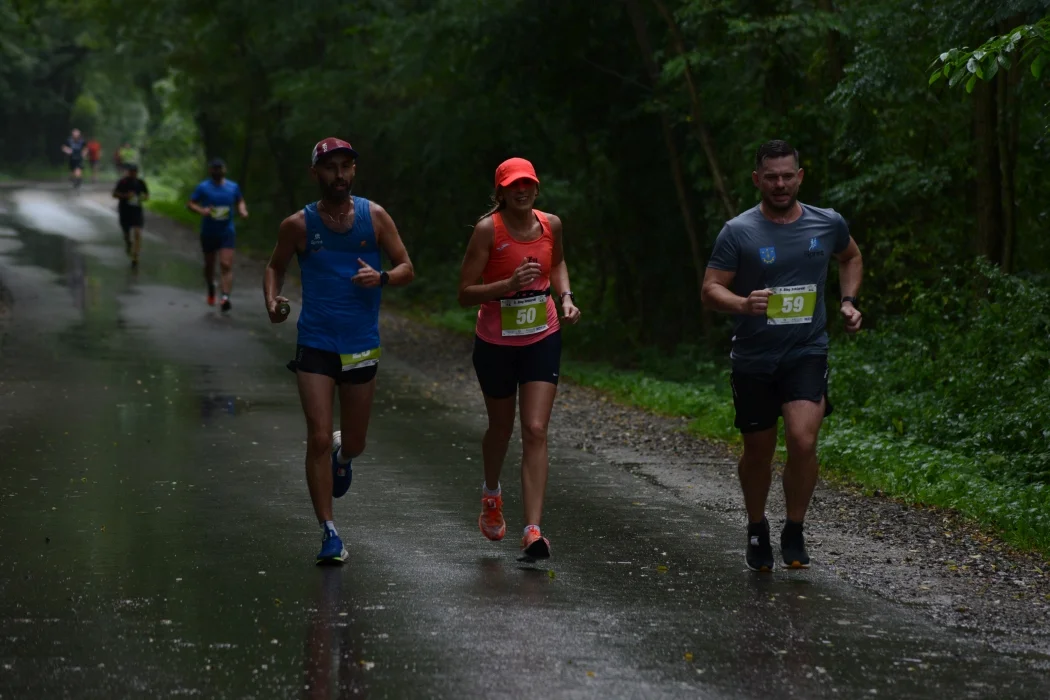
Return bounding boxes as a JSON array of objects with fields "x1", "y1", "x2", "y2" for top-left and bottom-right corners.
[{"x1": 475, "y1": 210, "x2": 560, "y2": 346}]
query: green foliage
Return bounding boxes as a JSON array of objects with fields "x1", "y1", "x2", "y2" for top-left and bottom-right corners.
[{"x1": 930, "y1": 13, "x2": 1050, "y2": 90}]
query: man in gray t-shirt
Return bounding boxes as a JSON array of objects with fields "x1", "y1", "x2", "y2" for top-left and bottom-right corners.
[{"x1": 701, "y1": 139, "x2": 863, "y2": 573}]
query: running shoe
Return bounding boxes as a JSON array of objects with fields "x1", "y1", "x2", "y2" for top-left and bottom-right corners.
[
  {"x1": 316, "y1": 528, "x2": 348, "y2": 565},
  {"x1": 745, "y1": 518, "x2": 775, "y2": 572},
  {"x1": 478, "y1": 492, "x2": 506, "y2": 541},
  {"x1": 521, "y1": 525, "x2": 551, "y2": 560},
  {"x1": 207, "y1": 285, "x2": 216, "y2": 306},
  {"x1": 331, "y1": 430, "x2": 353, "y2": 499},
  {"x1": 781, "y1": 521, "x2": 810, "y2": 569},
  {"x1": 220, "y1": 295, "x2": 232, "y2": 313}
]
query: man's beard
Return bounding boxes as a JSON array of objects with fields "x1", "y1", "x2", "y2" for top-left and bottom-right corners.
[
  {"x1": 321, "y1": 178, "x2": 353, "y2": 202},
  {"x1": 764, "y1": 191, "x2": 798, "y2": 212}
]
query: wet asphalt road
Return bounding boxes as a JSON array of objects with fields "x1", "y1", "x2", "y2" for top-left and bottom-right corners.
[{"x1": 1, "y1": 184, "x2": 1049, "y2": 699}]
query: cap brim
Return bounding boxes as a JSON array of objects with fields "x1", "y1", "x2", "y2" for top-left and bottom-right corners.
[
  {"x1": 497, "y1": 173, "x2": 539, "y2": 187},
  {"x1": 314, "y1": 146, "x2": 358, "y2": 163}
]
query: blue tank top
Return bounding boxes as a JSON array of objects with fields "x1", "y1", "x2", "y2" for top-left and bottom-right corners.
[{"x1": 296, "y1": 197, "x2": 382, "y2": 354}]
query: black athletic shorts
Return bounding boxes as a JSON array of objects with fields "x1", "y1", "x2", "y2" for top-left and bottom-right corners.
[
  {"x1": 286, "y1": 344, "x2": 378, "y2": 385},
  {"x1": 69, "y1": 157, "x2": 83, "y2": 171},
  {"x1": 119, "y1": 208, "x2": 144, "y2": 231},
  {"x1": 472, "y1": 331, "x2": 561, "y2": 399},
  {"x1": 730, "y1": 354, "x2": 833, "y2": 433}
]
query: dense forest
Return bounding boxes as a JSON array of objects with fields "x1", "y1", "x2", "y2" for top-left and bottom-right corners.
[{"x1": 2, "y1": 0, "x2": 1050, "y2": 549}]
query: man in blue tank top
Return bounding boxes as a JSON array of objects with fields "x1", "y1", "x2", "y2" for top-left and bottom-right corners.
[
  {"x1": 264, "y1": 137, "x2": 415, "y2": 564},
  {"x1": 187, "y1": 158, "x2": 249, "y2": 312}
]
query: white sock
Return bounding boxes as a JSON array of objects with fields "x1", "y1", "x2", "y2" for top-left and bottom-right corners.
[
  {"x1": 524, "y1": 524, "x2": 540, "y2": 536},
  {"x1": 323, "y1": 521, "x2": 338, "y2": 536},
  {"x1": 336, "y1": 448, "x2": 352, "y2": 465},
  {"x1": 482, "y1": 482, "x2": 500, "y2": 497}
]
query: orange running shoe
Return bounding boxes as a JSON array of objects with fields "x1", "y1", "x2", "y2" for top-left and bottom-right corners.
[
  {"x1": 207, "y1": 294, "x2": 216, "y2": 306},
  {"x1": 521, "y1": 525, "x2": 551, "y2": 560},
  {"x1": 478, "y1": 493, "x2": 506, "y2": 541}
]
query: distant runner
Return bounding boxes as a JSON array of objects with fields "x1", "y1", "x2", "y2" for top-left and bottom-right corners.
[
  {"x1": 85, "y1": 139, "x2": 102, "y2": 182},
  {"x1": 187, "y1": 158, "x2": 247, "y2": 311},
  {"x1": 264, "y1": 137, "x2": 414, "y2": 565},
  {"x1": 112, "y1": 163, "x2": 149, "y2": 269},
  {"x1": 701, "y1": 139, "x2": 863, "y2": 572},
  {"x1": 61, "y1": 128, "x2": 87, "y2": 190},
  {"x1": 457, "y1": 157, "x2": 581, "y2": 561}
]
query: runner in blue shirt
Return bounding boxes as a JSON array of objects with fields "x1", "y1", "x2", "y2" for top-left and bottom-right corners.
[
  {"x1": 186, "y1": 158, "x2": 249, "y2": 312},
  {"x1": 263, "y1": 137, "x2": 415, "y2": 564},
  {"x1": 61, "y1": 128, "x2": 87, "y2": 191}
]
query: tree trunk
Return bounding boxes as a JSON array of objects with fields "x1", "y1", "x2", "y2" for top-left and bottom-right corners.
[
  {"x1": 973, "y1": 79, "x2": 1002, "y2": 265},
  {"x1": 650, "y1": 0, "x2": 737, "y2": 221},
  {"x1": 996, "y1": 68, "x2": 1017, "y2": 273},
  {"x1": 816, "y1": 0, "x2": 844, "y2": 83},
  {"x1": 624, "y1": 0, "x2": 708, "y2": 314}
]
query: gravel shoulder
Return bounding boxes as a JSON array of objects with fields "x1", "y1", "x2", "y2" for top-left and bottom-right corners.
[{"x1": 107, "y1": 191, "x2": 1050, "y2": 656}]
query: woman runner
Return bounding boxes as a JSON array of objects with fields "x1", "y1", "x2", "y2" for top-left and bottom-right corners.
[{"x1": 457, "y1": 157, "x2": 581, "y2": 559}]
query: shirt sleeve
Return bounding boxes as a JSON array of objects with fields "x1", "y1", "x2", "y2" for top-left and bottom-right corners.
[
  {"x1": 190, "y1": 183, "x2": 204, "y2": 203},
  {"x1": 140, "y1": 180, "x2": 149, "y2": 196},
  {"x1": 706, "y1": 223, "x2": 739, "y2": 271},
  {"x1": 832, "y1": 211, "x2": 851, "y2": 254},
  {"x1": 234, "y1": 184, "x2": 243, "y2": 203}
]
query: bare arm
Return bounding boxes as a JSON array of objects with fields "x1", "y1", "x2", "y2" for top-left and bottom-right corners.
[
  {"x1": 375, "y1": 203, "x2": 413, "y2": 286},
  {"x1": 237, "y1": 194, "x2": 249, "y2": 219},
  {"x1": 456, "y1": 217, "x2": 541, "y2": 307},
  {"x1": 264, "y1": 212, "x2": 305, "y2": 322},
  {"x1": 701, "y1": 268, "x2": 771, "y2": 316},
  {"x1": 547, "y1": 215, "x2": 580, "y2": 323},
  {"x1": 835, "y1": 237, "x2": 863, "y2": 333},
  {"x1": 186, "y1": 199, "x2": 210, "y2": 216}
]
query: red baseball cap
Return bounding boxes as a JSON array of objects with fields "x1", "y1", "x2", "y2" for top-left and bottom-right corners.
[
  {"x1": 312, "y1": 137, "x2": 358, "y2": 165},
  {"x1": 495, "y1": 157, "x2": 539, "y2": 188}
]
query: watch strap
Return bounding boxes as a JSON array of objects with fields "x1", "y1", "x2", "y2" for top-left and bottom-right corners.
[{"x1": 841, "y1": 295, "x2": 858, "y2": 306}]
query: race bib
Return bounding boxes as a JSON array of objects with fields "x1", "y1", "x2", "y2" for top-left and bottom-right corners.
[
  {"x1": 767, "y1": 285, "x2": 817, "y2": 325},
  {"x1": 210, "y1": 206, "x2": 230, "y2": 221},
  {"x1": 500, "y1": 294, "x2": 548, "y2": 337},
  {"x1": 127, "y1": 194, "x2": 141, "y2": 207},
  {"x1": 340, "y1": 346, "x2": 381, "y2": 371}
]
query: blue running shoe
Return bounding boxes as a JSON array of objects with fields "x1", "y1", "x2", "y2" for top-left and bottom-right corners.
[
  {"x1": 331, "y1": 430, "x2": 353, "y2": 498},
  {"x1": 316, "y1": 527, "x2": 348, "y2": 565}
]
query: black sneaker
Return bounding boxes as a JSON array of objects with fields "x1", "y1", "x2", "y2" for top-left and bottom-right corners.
[
  {"x1": 781, "y1": 520, "x2": 810, "y2": 569},
  {"x1": 745, "y1": 518, "x2": 775, "y2": 572},
  {"x1": 220, "y1": 295, "x2": 232, "y2": 313}
]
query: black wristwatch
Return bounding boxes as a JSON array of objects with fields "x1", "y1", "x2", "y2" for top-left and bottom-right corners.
[
  {"x1": 560, "y1": 291, "x2": 575, "y2": 303},
  {"x1": 380, "y1": 271, "x2": 390, "y2": 287},
  {"x1": 841, "y1": 295, "x2": 858, "y2": 306}
]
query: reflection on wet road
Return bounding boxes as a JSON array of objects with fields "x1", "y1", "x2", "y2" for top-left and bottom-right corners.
[{"x1": 1, "y1": 186, "x2": 1049, "y2": 699}]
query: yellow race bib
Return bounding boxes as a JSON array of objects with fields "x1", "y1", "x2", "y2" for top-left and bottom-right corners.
[
  {"x1": 340, "y1": 346, "x2": 381, "y2": 371},
  {"x1": 500, "y1": 295, "x2": 548, "y2": 337},
  {"x1": 767, "y1": 285, "x2": 817, "y2": 325}
]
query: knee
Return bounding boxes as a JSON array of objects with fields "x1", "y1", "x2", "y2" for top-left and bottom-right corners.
[
  {"x1": 307, "y1": 429, "x2": 332, "y2": 457},
  {"x1": 220, "y1": 261, "x2": 233, "y2": 274},
  {"x1": 342, "y1": 435, "x2": 366, "y2": 459},
  {"x1": 485, "y1": 423, "x2": 514, "y2": 446},
  {"x1": 785, "y1": 430, "x2": 818, "y2": 458},
  {"x1": 520, "y1": 420, "x2": 548, "y2": 446}
]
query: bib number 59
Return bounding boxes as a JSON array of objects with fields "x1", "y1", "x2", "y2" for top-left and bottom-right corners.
[{"x1": 780, "y1": 296, "x2": 805, "y2": 314}]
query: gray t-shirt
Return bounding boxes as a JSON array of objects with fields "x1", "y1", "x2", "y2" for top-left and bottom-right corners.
[{"x1": 707, "y1": 203, "x2": 851, "y2": 373}]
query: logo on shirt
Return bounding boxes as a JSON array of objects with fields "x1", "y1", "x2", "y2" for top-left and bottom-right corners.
[
  {"x1": 806, "y1": 237, "x2": 825, "y2": 258},
  {"x1": 759, "y1": 246, "x2": 776, "y2": 264},
  {"x1": 310, "y1": 232, "x2": 324, "y2": 251},
  {"x1": 808, "y1": 238, "x2": 819, "y2": 251},
  {"x1": 496, "y1": 243, "x2": 510, "y2": 252}
]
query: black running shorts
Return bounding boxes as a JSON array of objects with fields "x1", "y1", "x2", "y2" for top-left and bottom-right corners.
[
  {"x1": 730, "y1": 354, "x2": 833, "y2": 433},
  {"x1": 287, "y1": 344, "x2": 378, "y2": 385},
  {"x1": 472, "y1": 331, "x2": 561, "y2": 399},
  {"x1": 119, "y1": 208, "x2": 144, "y2": 231}
]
